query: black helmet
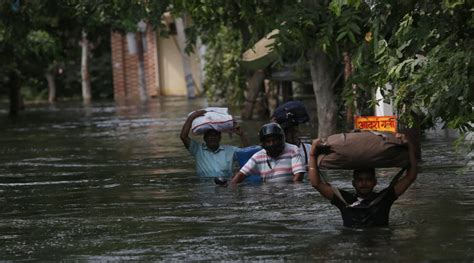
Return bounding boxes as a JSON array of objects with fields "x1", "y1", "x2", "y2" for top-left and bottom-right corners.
[
  {"x1": 259, "y1": 123, "x2": 285, "y2": 143},
  {"x1": 259, "y1": 123, "x2": 286, "y2": 158}
]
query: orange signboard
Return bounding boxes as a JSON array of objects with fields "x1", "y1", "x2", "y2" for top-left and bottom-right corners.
[{"x1": 354, "y1": 116, "x2": 398, "y2": 132}]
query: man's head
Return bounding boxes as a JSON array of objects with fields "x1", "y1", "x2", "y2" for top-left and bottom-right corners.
[
  {"x1": 283, "y1": 124, "x2": 300, "y2": 146},
  {"x1": 203, "y1": 129, "x2": 221, "y2": 151},
  {"x1": 352, "y1": 168, "x2": 377, "y2": 197},
  {"x1": 259, "y1": 123, "x2": 285, "y2": 158}
]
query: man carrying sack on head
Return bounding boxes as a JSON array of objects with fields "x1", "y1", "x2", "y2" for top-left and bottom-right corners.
[
  {"x1": 308, "y1": 132, "x2": 417, "y2": 227},
  {"x1": 180, "y1": 108, "x2": 248, "y2": 178}
]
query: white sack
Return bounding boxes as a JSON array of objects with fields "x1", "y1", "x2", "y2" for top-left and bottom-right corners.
[{"x1": 190, "y1": 107, "x2": 234, "y2": 134}]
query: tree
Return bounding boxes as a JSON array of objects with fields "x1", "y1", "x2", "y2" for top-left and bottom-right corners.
[
  {"x1": 65, "y1": 0, "x2": 112, "y2": 103},
  {"x1": 0, "y1": 1, "x2": 59, "y2": 115},
  {"x1": 173, "y1": 1, "x2": 280, "y2": 119},
  {"x1": 0, "y1": 0, "x2": 171, "y2": 112},
  {"x1": 98, "y1": 0, "x2": 171, "y2": 101},
  {"x1": 1, "y1": 1, "x2": 95, "y2": 112},
  {"x1": 350, "y1": 0, "x2": 473, "y2": 133},
  {"x1": 174, "y1": 0, "x2": 369, "y2": 137},
  {"x1": 179, "y1": 0, "x2": 473, "y2": 136}
]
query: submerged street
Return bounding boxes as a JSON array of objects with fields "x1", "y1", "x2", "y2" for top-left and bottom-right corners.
[{"x1": 0, "y1": 98, "x2": 472, "y2": 261}]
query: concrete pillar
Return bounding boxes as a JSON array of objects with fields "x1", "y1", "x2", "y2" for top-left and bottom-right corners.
[
  {"x1": 375, "y1": 83, "x2": 394, "y2": 116},
  {"x1": 144, "y1": 28, "x2": 160, "y2": 97},
  {"x1": 111, "y1": 31, "x2": 127, "y2": 99}
]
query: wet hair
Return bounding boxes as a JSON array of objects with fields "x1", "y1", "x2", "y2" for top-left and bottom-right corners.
[
  {"x1": 203, "y1": 129, "x2": 221, "y2": 138},
  {"x1": 353, "y1": 168, "x2": 376, "y2": 180}
]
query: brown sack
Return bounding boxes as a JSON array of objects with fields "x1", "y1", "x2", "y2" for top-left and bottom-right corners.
[{"x1": 317, "y1": 131, "x2": 409, "y2": 170}]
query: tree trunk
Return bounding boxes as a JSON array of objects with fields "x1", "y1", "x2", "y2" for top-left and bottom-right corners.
[
  {"x1": 264, "y1": 79, "x2": 278, "y2": 116},
  {"x1": 45, "y1": 72, "x2": 56, "y2": 103},
  {"x1": 81, "y1": 29, "x2": 92, "y2": 103},
  {"x1": 308, "y1": 50, "x2": 338, "y2": 138},
  {"x1": 136, "y1": 31, "x2": 148, "y2": 101},
  {"x1": 343, "y1": 51, "x2": 353, "y2": 125},
  {"x1": 8, "y1": 72, "x2": 20, "y2": 117},
  {"x1": 241, "y1": 70, "x2": 265, "y2": 120}
]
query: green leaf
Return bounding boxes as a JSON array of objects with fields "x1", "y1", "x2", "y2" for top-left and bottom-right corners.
[
  {"x1": 329, "y1": 0, "x2": 345, "y2": 16},
  {"x1": 348, "y1": 31, "x2": 356, "y2": 43},
  {"x1": 336, "y1": 31, "x2": 347, "y2": 41},
  {"x1": 348, "y1": 22, "x2": 361, "y2": 35}
]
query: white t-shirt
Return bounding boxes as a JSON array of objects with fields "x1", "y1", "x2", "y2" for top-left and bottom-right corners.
[{"x1": 299, "y1": 142, "x2": 311, "y2": 166}]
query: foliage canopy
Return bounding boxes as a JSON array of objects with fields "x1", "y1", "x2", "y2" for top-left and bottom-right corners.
[{"x1": 0, "y1": 0, "x2": 472, "y2": 133}]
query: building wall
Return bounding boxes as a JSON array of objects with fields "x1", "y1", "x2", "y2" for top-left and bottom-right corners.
[
  {"x1": 110, "y1": 21, "x2": 202, "y2": 100},
  {"x1": 112, "y1": 30, "x2": 161, "y2": 100},
  {"x1": 158, "y1": 35, "x2": 187, "y2": 96},
  {"x1": 111, "y1": 31, "x2": 127, "y2": 98},
  {"x1": 157, "y1": 36, "x2": 202, "y2": 96}
]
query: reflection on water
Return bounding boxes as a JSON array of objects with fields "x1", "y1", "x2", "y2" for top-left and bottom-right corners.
[{"x1": 0, "y1": 98, "x2": 472, "y2": 261}]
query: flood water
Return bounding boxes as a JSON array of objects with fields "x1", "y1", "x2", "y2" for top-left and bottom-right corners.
[{"x1": 0, "y1": 97, "x2": 473, "y2": 261}]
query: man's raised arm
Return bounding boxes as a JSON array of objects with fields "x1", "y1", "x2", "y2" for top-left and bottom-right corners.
[
  {"x1": 180, "y1": 110, "x2": 206, "y2": 149},
  {"x1": 308, "y1": 139, "x2": 334, "y2": 200},
  {"x1": 232, "y1": 124, "x2": 249, "y2": 147}
]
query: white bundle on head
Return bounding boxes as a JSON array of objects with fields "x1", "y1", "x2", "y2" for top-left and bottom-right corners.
[{"x1": 190, "y1": 107, "x2": 235, "y2": 135}]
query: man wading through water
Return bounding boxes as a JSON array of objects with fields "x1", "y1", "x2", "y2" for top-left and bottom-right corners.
[
  {"x1": 271, "y1": 101, "x2": 311, "y2": 173},
  {"x1": 308, "y1": 133, "x2": 417, "y2": 227},
  {"x1": 231, "y1": 123, "x2": 305, "y2": 184},
  {"x1": 180, "y1": 109, "x2": 248, "y2": 178}
]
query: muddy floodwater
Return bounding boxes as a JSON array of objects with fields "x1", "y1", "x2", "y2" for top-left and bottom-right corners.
[{"x1": 0, "y1": 98, "x2": 473, "y2": 261}]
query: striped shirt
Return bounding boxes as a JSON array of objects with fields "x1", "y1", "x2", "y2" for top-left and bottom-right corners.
[{"x1": 240, "y1": 143, "x2": 305, "y2": 182}]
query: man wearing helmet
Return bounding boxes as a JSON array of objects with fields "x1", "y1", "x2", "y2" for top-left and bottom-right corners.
[{"x1": 231, "y1": 123, "x2": 306, "y2": 184}]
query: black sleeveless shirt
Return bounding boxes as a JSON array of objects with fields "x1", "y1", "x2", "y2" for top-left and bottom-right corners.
[{"x1": 331, "y1": 187, "x2": 398, "y2": 227}]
